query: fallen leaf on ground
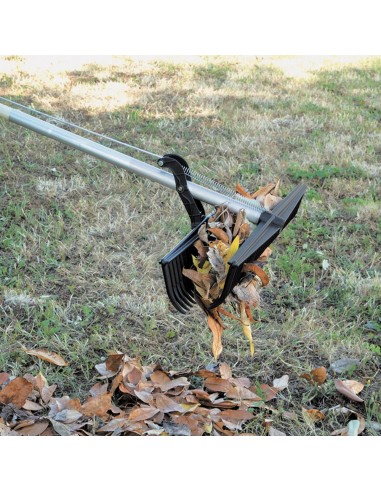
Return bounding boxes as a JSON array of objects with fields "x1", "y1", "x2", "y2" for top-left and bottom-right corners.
[
  {"x1": 204, "y1": 376, "x2": 233, "y2": 394},
  {"x1": 302, "y1": 408, "x2": 326, "y2": 423},
  {"x1": 23, "y1": 400, "x2": 44, "y2": 411},
  {"x1": 54, "y1": 409, "x2": 83, "y2": 424},
  {"x1": 273, "y1": 375, "x2": 289, "y2": 391},
  {"x1": 334, "y1": 380, "x2": 364, "y2": 402},
  {"x1": 0, "y1": 377, "x2": 33, "y2": 408},
  {"x1": 219, "y1": 362, "x2": 232, "y2": 380},
  {"x1": 105, "y1": 353, "x2": 124, "y2": 372},
  {"x1": 0, "y1": 373, "x2": 10, "y2": 385},
  {"x1": 259, "y1": 384, "x2": 279, "y2": 401},
  {"x1": 269, "y1": 426, "x2": 286, "y2": 436},
  {"x1": 89, "y1": 382, "x2": 109, "y2": 397},
  {"x1": 49, "y1": 418, "x2": 74, "y2": 436},
  {"x1": 128, "y1": 407, "x2": 160, "y2": 422},
  {"x1": 81, "y1": 393, "x2": 113, "y2": 418},
  {"x1": 300, "y1": 367, "x2": 327, "y2": 385},
  {"x1": 23, "y1": 348, "x2": 68, "y2": 367},
  {"x1": 17, "y1": 420, "x2": 50, "y2": 436}
]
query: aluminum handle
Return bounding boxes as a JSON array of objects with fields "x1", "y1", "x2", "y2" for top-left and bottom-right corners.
[{"x1": 0, "y1": 103, "x2": 261, "y2": 223}]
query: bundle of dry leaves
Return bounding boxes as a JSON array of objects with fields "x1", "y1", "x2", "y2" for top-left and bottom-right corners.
[
  {"x1": 0, "y1": 353, "x2": 287, "y2": 436},
  {"x1": 185, "y1": 179, "x2": 282, "y2": 359},
  {"x1": 1, "y1": 351, "x2": 367, "y2": 436}
]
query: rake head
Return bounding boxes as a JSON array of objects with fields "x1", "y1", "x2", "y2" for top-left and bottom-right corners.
[{"x1": 160, "y1": 183, "x2": 307, "y2": 313}]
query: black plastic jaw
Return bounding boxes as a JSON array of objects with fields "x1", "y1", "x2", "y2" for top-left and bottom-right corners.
[
  {"x1": 158, "y1": 154, "x2": 205, "y2": 229},
  {"x1": 160, "y1": 181, "x2": 307, "y2": 313}
]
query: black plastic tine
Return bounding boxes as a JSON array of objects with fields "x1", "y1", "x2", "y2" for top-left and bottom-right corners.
[
  {"x1": 168, "y1": 261, "x2": 191, "y2": 312},
  {"x1": 175, "y1": 254, "x2": 196, "y2": 304},
  {"x1": 172, "y1": 255, "x2": 194, "y2": 308},
  {"x1": 162, "y1": 263, "x2": 188, "y2": 313}
]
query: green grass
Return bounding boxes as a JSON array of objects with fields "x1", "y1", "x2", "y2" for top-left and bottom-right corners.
[{"x1": 0, "y1": 56, "x2": 380, "y2": 434}]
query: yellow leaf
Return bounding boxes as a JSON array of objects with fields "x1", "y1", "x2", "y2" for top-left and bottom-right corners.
[
  {"x1": 240, "y1": 302, "x2": 254, "y2": 356},
  {"x1": 180, "y1": 402, "x2": 200, "y2": 412},
  {"x1": 204, "y1": 421, "x2": 213, "y2": 434},
  {"x1": 226, "y1": 235, "x2": 240, "y2": 263},
  {"x1": 192, "y1": 256, "x2": 211, "y2": 274}
]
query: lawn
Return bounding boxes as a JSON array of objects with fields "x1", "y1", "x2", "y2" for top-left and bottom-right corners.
[{"x1": 0, "y1": 55, "x2": 380, "y2": 435}]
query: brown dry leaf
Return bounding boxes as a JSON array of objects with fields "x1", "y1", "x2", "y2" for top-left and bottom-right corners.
[
  {"x1": 17, "y1": 420, "x2": 50, "y2": 436},
  {"x1": 159, "y1": 377, "x2": 190, "y2": 393},
  {"x1": 0, "y1": 377, "x2": 33, "y2": 408},
  {"x1": 242, "y1": 264, "x2": 270, "y2": 286},
  {"x1": 23, "y1": 400, "x2": 44, "y2": 412},
  {"x1": 273, "y1": 178, "x2": 281, "y2": 196},
  {"x1": 128, "y1": 406, "x2": 160, "y2": 422},
  {"x1": 257, "y1": 247, "x2": 272, "y2": 262},
  {"x1": 226, "y1": 385, "x2": 261, "y2": 401},
  {"x1": 126, "y1": 367, "x2": 143, "y2": 385},
  {"x1": 39, "y1": 384, "x2": 57, "y2": 405},
  {"x1": 302, "y1": 408, "x2": 326, "y2": 424},
  {"x1": 0, "y1": 373, "x2": 10, "y2": 385},
  {"x1": 23, "y1": 348, "x2": 68, "y2": 367},
  {"x1": 134, "y1": 390, "x2": 154, "y2": 405},
  {"x1": 334, "y1": 380, "x2": 364, "y2": 402},
  {"x1": 300, "y1": 367, "x2": 327, "y2": 385},
  {"x1": 81, "y1": 392, "x2": 113, "y2": 418},
  {"x1": 259, "y1": 384, "x2": 279, "y2": 402},
  {"x1": 150, "y1": 371, "x2": 171, "y2": 385},
  {"x1": 96, "y1": 418, "x2": 130, "y2": 434},
  {"x1": 342, "y1": 380, "x2": 364, "y2": 395},
  {"x1": 208, "y1": 227, "x2": 230, "y2": 245},
  {"x1": 264, "y1": 194, "x2": 282, "y2": 210},
  {"x1": 182, "y1": 268, "x2": 213, "y2": 290},
  {"x1": 207, "y1": 315, "x2": 223, "y2": 360},
  {"x1": 219, "y1": 362, "x2": 232, "y2": 380},
  {"x1": 232, "y1": 209, "x2": 246, "y2": 238},
  {"x1": 311, "y1": 367, "x2": 327, "y2": 385},
  {"x1": 105, "y1": 353, "x2": 124, "y2": 372},
  {"x1": 251, "y1": 182, "x2": 275, "y2": 199},
  {"x1": 193, "y1": 239, "x2": 208, "y2": 259},
  {"x1": 154, "y1": 394, "x2": 184, "y2": 413},
  {"x1": 238, "y1": 222, "x2": 251, "y2": 243},
  {"x1": 48, "y1": 396, "x2": 82, "y2": 418},
  {"x1": 89, "y1": 382, "x2": 109, "y2": 397},
  {"x1": 235, "y1": 183, "x2": 253, "y2": 198},
  {"x1": 219, "y1": 409, "x2": 254, "y2": 421},
  {"x1": 95, "y1": 362, "x2": 119, "y2": 379},
  {"x1": 204, "y1": 376, "x2": 233, "y2": 393}
]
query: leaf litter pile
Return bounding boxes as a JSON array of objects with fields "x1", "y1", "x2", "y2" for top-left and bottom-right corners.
[
  {"x1": 0, "y1": 351, "x2": 371, "y2": 436},
  {"x1": 187, "y1": 179, "x2": 281, "y2": 359}
]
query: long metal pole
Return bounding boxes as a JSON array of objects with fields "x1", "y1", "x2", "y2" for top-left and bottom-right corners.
[{"x1": 0, "y1": 103, "x2": 262, "y2": 223}]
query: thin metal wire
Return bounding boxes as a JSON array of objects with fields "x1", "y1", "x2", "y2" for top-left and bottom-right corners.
[
  {"x1": 0, "y1": 96, "x2": 161, "y2": 159},
  {"x1": 0, "y1": 96, "x2": 264, "y2": 212}
]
